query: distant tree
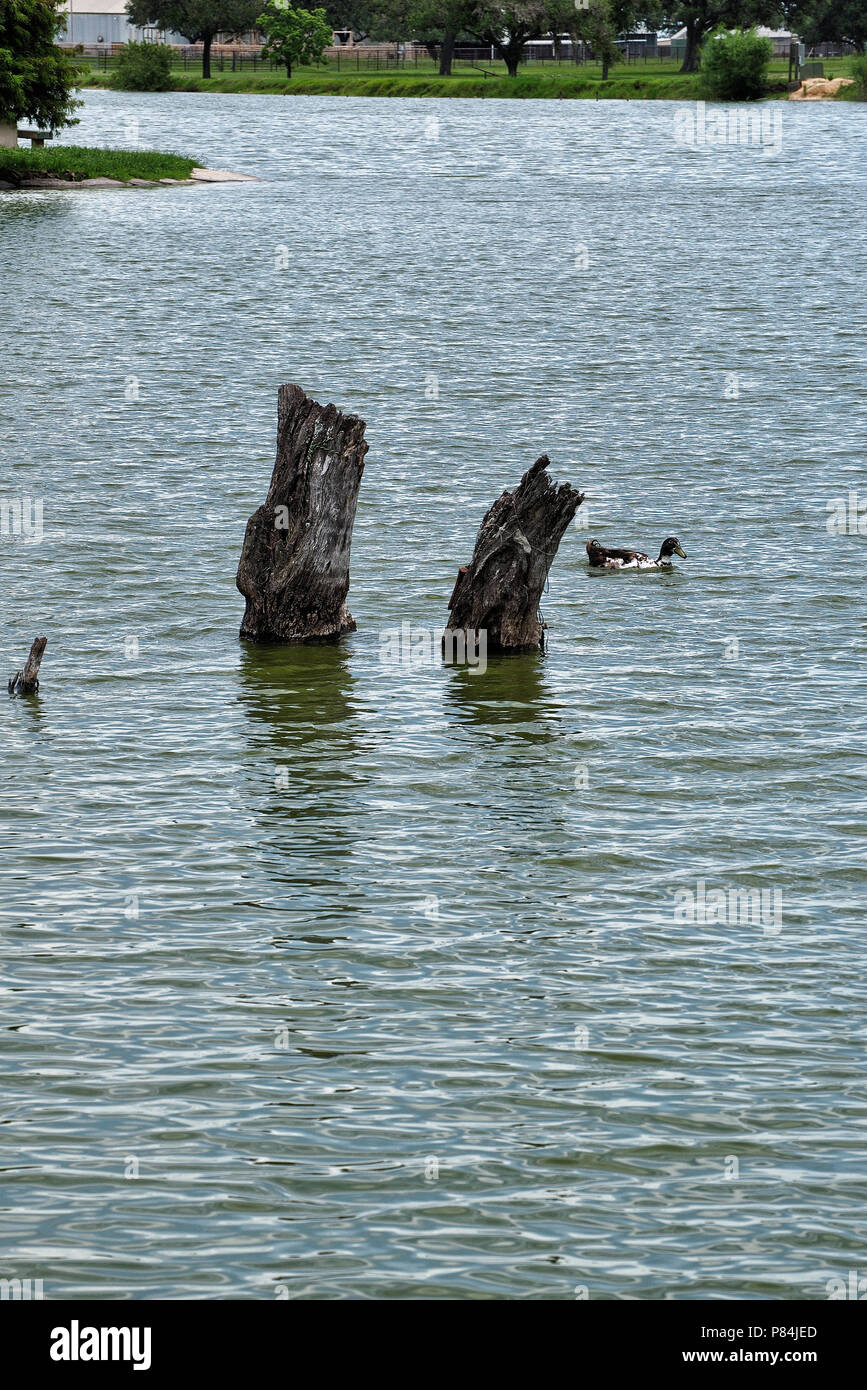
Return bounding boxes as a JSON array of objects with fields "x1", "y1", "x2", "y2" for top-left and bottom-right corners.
[
  {"x1": 257, "y1": 1, "x2": 332, "y2": 75},
  {"x1": 0, "y1": 0, "x2": 81, "y2": 132},
  {"x1": 319, "y1": 0, "x2": 409, "y2": 39},
  {"x1": 544, "y1": 0, "x2": 576, "y2": 58},
  {"x1": 572, "y1": 0, "x2": 621, "y2": 77},
  {"x1": 125, "y1": 0, "x2": 262, "y2": 78},
  {"x1": 408, "y1": 0, "x2": 474, "y2": 72},
  {"x1": 318, "y1": 0, "x2": 372, "y2": 36},
  {"x1": 468, "y1": 1, "x2": 552, "y2": 76},
  {"x1": 528, "y1": 0, "x2": 663, "y2": 73},
  {"x1": 789, "y1": 0, "x2": 867, "y2": 52},
  {"x1": 657, "y1": 0, "x2": 781, "y2": 72},
  {"x1": 371, "y1": 0, "x2": 414, "y2": 39}
]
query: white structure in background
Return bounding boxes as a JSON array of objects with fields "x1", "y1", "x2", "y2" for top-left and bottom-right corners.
[
  {"x1": 666, "y1": 26, "x2": 796, "y2": 60},
  {"x1": 58, "y1": 0, "x2": 185, "y2": 46}
]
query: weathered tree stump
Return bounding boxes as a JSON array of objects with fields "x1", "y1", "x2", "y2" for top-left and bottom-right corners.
[
  {"x1": 237, "y1": 384, "x2": 369, "y2": 643},
  {"x1": 8, "y1": 637, "x2": 47, "y2": 695},
  {"x1": 445, "y1": 456, "x2": 584, "y2": 653}
]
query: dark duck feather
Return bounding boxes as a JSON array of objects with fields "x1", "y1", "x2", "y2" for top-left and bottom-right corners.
[{"x1": 586, "y1": 537, "x2": 687, "y2": 571}]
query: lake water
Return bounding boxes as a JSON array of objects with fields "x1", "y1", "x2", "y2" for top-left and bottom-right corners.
[{"x1": 1, "y1": 90, "x2": 866, "y2": 1300}]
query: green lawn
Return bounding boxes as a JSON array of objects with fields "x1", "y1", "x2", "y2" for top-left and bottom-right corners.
[
  {"x1": 0, "y1": 145, "x2": 198, "y2": 183},
  {"x1": 76, "y1": 52, "x2": 860, "y2": 101},
  {"x1": 161, "y1": 69, "x2": 705, "y2": 100},
  {"x1": 79, "y1": 63, "x2": 703, "y2": 101}
]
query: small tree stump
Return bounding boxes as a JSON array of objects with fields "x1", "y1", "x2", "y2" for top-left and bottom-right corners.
[
  {"x1": 8, "y1": 637, "x2": 47, "y2": 695},
  {"x1": 445, "y1": 456, "x2": 584, "y2": 653},
  {"x1": 237, "y1": 384, "x2": 369, "y2": 643}
]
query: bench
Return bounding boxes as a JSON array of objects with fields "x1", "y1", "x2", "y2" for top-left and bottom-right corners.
[{"x1": 18, "y1": 128, "x2": 52, "y2": 148}]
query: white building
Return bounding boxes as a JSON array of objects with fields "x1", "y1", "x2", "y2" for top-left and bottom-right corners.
[
  {"x1": 667, "y1": 26, "x2": 796, "y2": 60},
  {"x1": 58, "y1": 1, "x2": 185, "y2": 46}
]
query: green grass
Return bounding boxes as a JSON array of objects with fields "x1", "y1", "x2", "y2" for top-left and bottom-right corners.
[
  {"x1": 0, "y1": 145, "x2": 198, "y2": 182},
  {"x1": 167, "y1": 70, "x2": 704, "y2": 99},
  {"x1": 835, "y1": 54, "x2": 867, "y2": 100},
  {"x1": 79, "y1": 61, "x2": 704, "y2": 101},
  {"x1": 75, "y1": 52, "x2": 861, "y2": 102}
]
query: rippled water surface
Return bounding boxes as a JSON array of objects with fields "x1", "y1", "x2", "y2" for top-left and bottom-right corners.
[{"x1": 1, "y1": 91, "x2": 866, "y2": 1299}]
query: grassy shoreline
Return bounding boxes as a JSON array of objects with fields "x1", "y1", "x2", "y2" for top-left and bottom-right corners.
[
  {"x1": 81, "y1": 70, "x2": 705, "y2": 100},
  {"x1": 76, "y1": 54, "x2": 860, "y2": 101},
  {"x1": 0, "y1": 146, "x2": 198, "y2": 183}
]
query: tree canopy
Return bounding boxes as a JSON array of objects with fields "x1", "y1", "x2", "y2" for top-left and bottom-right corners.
[
  {"x1": 657, "y1": 0, "x2": 781, "y2": 71},
  {"x1": 0, "y1": 0, "x2": 81, "y2": 130},
  {"x1": 466, "y1": 2, "x2": 551, "y2": 76},
  {"x1": 125, "y1": 0, "x2": 262, "y2": 75},
  {"x1": 257, "y1": 1, "x2": 333, "y2": 75},
  {"x1": 570, "y1": 0, "x2": 623, "y2": 79},
  {"x1": 789, "y1": 0, "x2": 867, "y2": 52},
  {"x1": 319, "y1": 0, "x2": 409, "y2": 39},
  {"x1": 407, "y1": 0, "x2": 470, "y2": 72}
]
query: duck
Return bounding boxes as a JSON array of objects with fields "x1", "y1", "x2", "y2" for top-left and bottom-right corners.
[{"x1": 586, "y1": 536, "x2": 687, "y2": 571}]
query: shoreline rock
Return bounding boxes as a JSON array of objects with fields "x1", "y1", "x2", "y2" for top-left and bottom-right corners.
[
  {"x1": 189, "y1": 167, "x2": 258, "y2": 182},
  {"x1": 0, "y1": 166, "x2": 259, "y2": 191},
  {"x1": 790, "y1": 77, "x2": 854, "y2": 101}
]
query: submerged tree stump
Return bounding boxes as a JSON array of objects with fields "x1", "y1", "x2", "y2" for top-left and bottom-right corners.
[
  {"x1": 8, "y1": 637, "x2": 47, "y2": 695},
  {"x1": 445, "y1": 456, "x2": 584, "y2": 653},
  {"x1": 237, "y1": 384, "x2": 369, "y2": 643}
]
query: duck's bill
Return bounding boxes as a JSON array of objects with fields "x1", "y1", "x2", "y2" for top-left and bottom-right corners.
[{"x1": 674, "y1": 544, "x2": 687, "y2": 558}]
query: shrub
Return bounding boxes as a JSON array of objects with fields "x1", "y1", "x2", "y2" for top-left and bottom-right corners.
[
  {"x1": 700, "y1": 27, "x2": 772, "y2": 102},
  {"x1": 848, "y1": 54, "x2": 867, "y2": 100},
  {"x1": 111, "y1": 41, "x2": 173, "y2": 92}
]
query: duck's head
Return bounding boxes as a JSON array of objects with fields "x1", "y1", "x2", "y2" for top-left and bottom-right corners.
[{"x1": 659, "y1": 537, "x2": 687, "y2": 561}]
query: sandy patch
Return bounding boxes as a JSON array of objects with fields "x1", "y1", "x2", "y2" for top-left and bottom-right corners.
[{"x1": 790, "y1": 77, "x2": 854, "y2": 101}]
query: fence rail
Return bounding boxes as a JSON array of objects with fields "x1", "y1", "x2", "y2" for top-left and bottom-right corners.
[
  {"x1": 66, "y1": 48, "x2": 680, "y2": 73},
  {"x1": 64, "y1": 43, "x2": 857, "y2": 74}
]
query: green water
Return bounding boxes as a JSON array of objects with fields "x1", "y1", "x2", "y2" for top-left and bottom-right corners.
[{"x1": 1, "y1": 91, "x2": 865, "y2": 1299}]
